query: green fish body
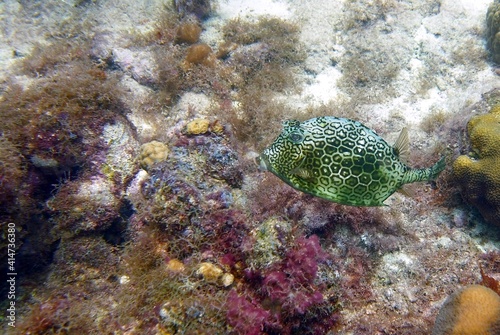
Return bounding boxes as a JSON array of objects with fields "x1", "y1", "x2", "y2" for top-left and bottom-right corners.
[{"x1": 259, "y1": 117, "x2": 445, "y2": 206}]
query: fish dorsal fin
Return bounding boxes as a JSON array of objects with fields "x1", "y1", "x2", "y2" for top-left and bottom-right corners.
[{"x1": 393, "y1": 127, "x2": 410, "y2": 164}]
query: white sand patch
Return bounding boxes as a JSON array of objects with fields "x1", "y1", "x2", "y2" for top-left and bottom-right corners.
[
  {"x1": 301, "y1": 67, "x2": 342, "y2": 105},
  {"x1": 282, "y1": 0, "x2": 500, "y2": 126},
  {"x1": 216, "y1": 0, "x2": 291, "y2": 20}
]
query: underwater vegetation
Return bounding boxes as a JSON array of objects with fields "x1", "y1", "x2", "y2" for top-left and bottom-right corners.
[
  {"x1": 227, "y1": 235, "x2": 338, "y2": 335},
  {"x1": 176, "y1": 21, "x2": 202, "y2": 44},
  {"x1": 111, "y1": 129, "x2": 345, "y2": 334},
  {"x1": 0, "y1": 0, "x2": 295, "y2": 322},
  {"x1": 0, "y1": 40, "x2": 132, "y2": 278},
  {"x1": 134, "y1": 9, "x2": 307, "y2": 147}
]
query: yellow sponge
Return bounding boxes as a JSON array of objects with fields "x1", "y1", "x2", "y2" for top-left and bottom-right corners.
[
  {"x1": 138, "y1": 140, "x2": 169, "y2": 169},
  {"x1": 432, "y1": 285, "x2": 500, "y2": 335}
]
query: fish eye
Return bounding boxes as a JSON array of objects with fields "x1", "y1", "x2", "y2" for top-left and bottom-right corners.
[{"x1": 288, "y1": 131, "x2": 304, "y2": 144}]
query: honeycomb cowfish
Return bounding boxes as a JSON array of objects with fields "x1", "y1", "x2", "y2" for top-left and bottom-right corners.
[{"x1": 259, "y1": 117, "x2": 446, "y2": 206}]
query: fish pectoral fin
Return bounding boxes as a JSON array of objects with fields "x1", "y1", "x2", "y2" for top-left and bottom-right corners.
[
  {"x1": 393, "y1": 127, "x2": 410, "y2": 164},
  {"x1": 288, "y1": 154, "x2": 314, "y2": 182},
  {"x1": 397, "y1": 184, "x2": 416, "y2": 198},
  {"x1": 290, "y1": 167, "x2": 316, "y2": 182}
]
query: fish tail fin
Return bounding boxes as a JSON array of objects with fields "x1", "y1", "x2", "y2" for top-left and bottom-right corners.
[
  {"x1": 427, "y1": 156, "x2": 446, "y2": 181},
  {"x1": 402, "y1": 156, "x2": 446, "y2": 184}
]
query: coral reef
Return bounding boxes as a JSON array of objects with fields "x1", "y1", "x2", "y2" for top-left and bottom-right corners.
[
  {"x1": 0, "y1": 136, "x2": 25, "y2": 211},
  {"x1": 166, "y1": 258, "x2": 186, "y2": 273},
  {"x1": 197, "y1": 262, "x2": 234, "y2": 286},
  {"x1": 247, "y1": 217, "x2": 292, "y2": 269},
  {"x1": 453, "y1": 105, "x2": 500, "y2": 226},
  {"x1": 185, "y1": 118, "x2": 210, "y2": 135},
  {"x1": 2, "y1": 1, "x2": 500, "y2": 335},
  {"x1": 45, "y1": 175, "x2": 123, "y2": 238},
  {"x1": 487, "y1": 0, "x2": 500, "y2": 64},
  {"x1": 431, "y1": 285, "x2": 500, "y2": 335},
  {"x1": 138, "y1": 140, "x2": 170, "y2": 169},
  {"x1": 0, "y1": 44, "x2": 133, "y2": 284},
  {"x1": 16, "y1": 236, "x2": 121, "y2": 334}
]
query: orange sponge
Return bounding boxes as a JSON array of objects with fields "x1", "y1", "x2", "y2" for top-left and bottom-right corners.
[
  {"x1": 432, "y1": 285, "x2": 500, "y2": 335},
  {"x1": 185, "y1": 43, "x2": 214, "y2": 66},
  {"x1": 176, "y1": 22, "x2": 202, "y2": 44}
]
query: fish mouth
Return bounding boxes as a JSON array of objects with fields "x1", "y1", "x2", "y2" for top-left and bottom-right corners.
[{"x1": 256, "y1": 153, "x2": 270, "y2": 172}]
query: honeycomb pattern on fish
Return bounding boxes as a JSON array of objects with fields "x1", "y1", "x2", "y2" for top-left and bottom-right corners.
[{"x1": 259, "y1": 117, "x2": 445, "y2": 206}]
